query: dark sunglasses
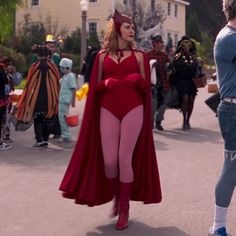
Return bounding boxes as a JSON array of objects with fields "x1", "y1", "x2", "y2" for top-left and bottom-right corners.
[{"x1": 60, "y1": 66, "x2": 70, "y2": 70}]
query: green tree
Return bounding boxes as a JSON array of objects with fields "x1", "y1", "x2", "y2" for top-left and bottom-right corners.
[
  {"x1": 186, "y1": 13, "x2": 201, "y2": 42},
  {"x1": 186, "y1": 0, "x2": 226, "y2": 39},
  {"x1": 192, "y1": 32, "x2": 213, "y2": 64},
  {"x1": 13, "y1": 14, "x2": 46, "y2": 54},
  {"x1": 0, "y1": 0, "x2": 26, "y2": 43},
  {"x1": 63, "y1": 27, "x2": 81, "y2": 54}
]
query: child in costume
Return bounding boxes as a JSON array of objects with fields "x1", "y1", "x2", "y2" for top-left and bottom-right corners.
[
  {"x1": 15, "y1": 45, "x2": 60, "y2": 148},
  {"x1": 58, "y1": 58, "x2": 77, "y2": 143},
  {"x1": 59, "y1": 10, "x2": 162, "y2": 231}
]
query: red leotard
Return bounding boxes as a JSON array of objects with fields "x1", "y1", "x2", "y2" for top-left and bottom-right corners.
[{"x1": 100, "y1": 50, "x2": 143, "y2": 120}]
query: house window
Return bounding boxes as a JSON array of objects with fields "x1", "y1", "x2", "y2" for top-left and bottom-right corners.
[
  {"x1": 89, "y1": 22, "x2": 97, "y2": 37},
  {"x1": 174, "y1": 4, "x2": 178, "y2": 17},
  {"x1": 89, "y1": 0, "x2": 97, "y2": 2},
  {"x1": 174, "y1": 34, "x2": 178, "y2": 46},
  {"x1": 32, "y1": 0, "x2": 39, "y2": 6},
  {"x1": 167, "y1": 2, "x2": 171, "y2": 16},
  {"x1": 167, "y1": 32, "x2": 171, "y2": 41}
]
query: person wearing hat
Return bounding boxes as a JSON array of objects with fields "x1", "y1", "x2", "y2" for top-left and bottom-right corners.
[
  {"x1": 31, "y1": 34, "x2": 61, "y2": 69},
  {"x1": 147, "y1": 35, "x2": 171, "y2": 131},
  {"x1": 44, "y1": 34, "x2": 62, "y2": 139},
  {"x1": 45, "y1": 34, "x2": 61, "y2": 69},
  {"x1": 57, "y1": 58, "x2": 77, "y2": 143}
]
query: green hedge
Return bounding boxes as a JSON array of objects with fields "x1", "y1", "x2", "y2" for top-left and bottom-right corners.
[{"x1": 0, "y1": 45, "x2": 26, "y2": 72}]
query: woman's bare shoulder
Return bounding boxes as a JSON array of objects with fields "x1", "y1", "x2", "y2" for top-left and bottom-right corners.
[
  {"x1": 97, "y1": 50, "x2": 107, "y2": 62},
  {"x1": 133, "y1": 49, "x2": 146, "y2": 62}
]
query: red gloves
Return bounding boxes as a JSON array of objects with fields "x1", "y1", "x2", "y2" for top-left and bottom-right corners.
[
  {"x1": 96, "y1": 74, "x2": 147, "y2": 93},
  {"x1": 136, "y1": 77, "x2": 147, "y2": 93},
  {"x1": 95, "y1": 78, "x2": 119, "y2": 93},
  {"x1": 126, "y1": 73, "x2": 147, "y2": 93}
]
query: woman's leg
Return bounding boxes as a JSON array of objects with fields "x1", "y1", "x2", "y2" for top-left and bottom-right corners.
[
  {"x1": 100, "y1": 107, "x2": 120, "y2": 218},
  {"x1": 100, "y1": 107, "x2": 120, "y2": 179},
  {"x1": 119, "y1": 105, "x2": 144, "y2": 183},
  {"x1": 116, "y1": 105, "x2": 143, "y2": 230},
  {"x1": 181, "y1": 94, "x2": 189, "y2": 130},
  {"x1": 186, "y1": 95, "x2": 195, "y2": 128}
]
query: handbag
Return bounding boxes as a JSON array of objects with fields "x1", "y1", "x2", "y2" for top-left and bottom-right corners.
[
  {"x1": 208, "y1": 82, "x2": 218, "y2": 93},
  {"x1": 10, "y1": 114, "x2": 32, "y2": 131},
  {"x1": 193, "y1": 73, "x2": 207, "y2": 88},
  {"x1": 205, "y1": 92, "x2": 220, "y2": 114},
  {"x1": 10, "y1": 107, "x2": 33, "y2": 131}
]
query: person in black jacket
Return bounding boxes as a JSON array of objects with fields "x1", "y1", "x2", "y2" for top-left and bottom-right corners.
[
  {"x1": 80, "y1": 46, "x2": 100, "y2": 83},
  {"x1": 0, "y1": 57, "x2": 11, "y2": 150}
]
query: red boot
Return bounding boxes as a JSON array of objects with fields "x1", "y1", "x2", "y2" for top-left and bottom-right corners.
[
  {"x1": 109, "y1": 178, "x2": 119, "y2": 218},
  {"x1": 116, "y1": 182, "x2": 132, "y2": 230}
]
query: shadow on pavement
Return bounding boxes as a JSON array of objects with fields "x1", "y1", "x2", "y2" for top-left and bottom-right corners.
[
  {"x1": 155, "y1": 127, "x2": 221, "y2": 144},
  {"x1": 86, "y1": 221, "x2": 190, "y2": 236},
  {"x1": 0, "y1": 138, "x2": 75, "y2": 170}
]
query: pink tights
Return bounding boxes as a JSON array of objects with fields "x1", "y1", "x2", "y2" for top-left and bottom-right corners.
[{"x1": 100, "y1": 105, "x2": 144, "y2": 183}]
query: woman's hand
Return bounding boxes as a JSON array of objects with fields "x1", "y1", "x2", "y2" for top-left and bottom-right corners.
[
  {"x1": 95, "y1": 78, "x2": 119, "y2": 93},
  {"x1": 126, "y1": 73, "x2": 147, "y2": 93},
  {"x1": 105, "y1": 78, "x2": 119, "y2": 89}
]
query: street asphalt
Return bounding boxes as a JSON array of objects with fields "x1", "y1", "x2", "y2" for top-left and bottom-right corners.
[{"x1": 0, "y1": 87, "x2": 236, "y2": 236}]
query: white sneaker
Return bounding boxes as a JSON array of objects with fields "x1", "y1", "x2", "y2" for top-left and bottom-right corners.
[
  {"x1": 208, "y1": 227, "x2": 231, "y2": 236},
  {"x1": 0, "y1": 142, "x2": 12, "y2": 150}
]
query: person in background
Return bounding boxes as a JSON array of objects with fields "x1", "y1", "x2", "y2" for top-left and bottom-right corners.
[
  {"x1": 59, "y1": 9, "x2": 162, "y2": 231},
  {"x1": 0, "y1": 57, "x2": 11, "y2": 150},
  {"x1": 15, "y1": 45, "x2": 60, "y2": 149},
  {"x1": 166, "y1": 38, "x2": 175, "y2": 60},
  {"x1": 31, "y1": 36, "x2": 61, "y2": 139},
  {"x1": 1, "y1": 57, "x2": 22, "y2": 143},
  {"x1": 45, "y1": 34, "x2": 62, "y2": 138},
  {"x1": 171, "y1": 36, "x2": 198, "y2": 130},
  {"x1": 147, "y1": 35, "x2": 170, "y2": 131},
  {"x1": 58, "y1": 58, "x2": 77, "y2": 143},
  {"x1": 44, "y1": 34, "x2": 61, "y2": 69},
  {"x1": 209, "y1": 1, "x2": 236, "y2": 235},
  {"x1": 84, "y1": 48, "x2": 100, "y2": 83}
]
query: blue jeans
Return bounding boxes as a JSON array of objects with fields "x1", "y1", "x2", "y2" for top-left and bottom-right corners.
[
  {"x1": 215, "y1": 101, "x2": 236, "y2": 207},
  {"x1": 155, "y1": 89, "x2": 172, "y2": 122}
]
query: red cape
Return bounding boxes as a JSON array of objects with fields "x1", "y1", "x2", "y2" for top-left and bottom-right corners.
[{"x1": 59, "y1": 50, "x2": 162, "y2": 206}]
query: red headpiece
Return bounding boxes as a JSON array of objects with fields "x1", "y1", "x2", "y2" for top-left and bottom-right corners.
[{"x1": 112, "y1": 9, "x2": 132, "y2": 35}]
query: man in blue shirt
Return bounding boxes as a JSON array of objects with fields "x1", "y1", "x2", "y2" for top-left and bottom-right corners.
[{"x1": 209, "y1": 1, "x2": 236, "y2": 235}]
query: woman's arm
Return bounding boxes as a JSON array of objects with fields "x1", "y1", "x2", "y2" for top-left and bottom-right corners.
[
  {"x1": 97, "y1": 53, "x2": 106, "y2": 82},
  {"x1": 136, "y1": 51, "x2": 146, "y2": 80},
  {"x1": 134, "y1": 51, "x2": 148, "y2": 92}
]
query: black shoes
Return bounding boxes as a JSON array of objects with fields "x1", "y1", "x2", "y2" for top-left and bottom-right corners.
[
  {"x1": 32, "y1": 142, "x2": 48, "y2": 149},
  {"x1": 155, "y1": 121, "x2": 164, "y2": 131},
  {"x1": 182, "y1": 120, "x2": 191, "y2": 130}
]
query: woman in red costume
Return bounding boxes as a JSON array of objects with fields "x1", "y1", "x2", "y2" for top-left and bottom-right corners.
[{"x1": 59, "y1": 10, "x2": 162, "y2": 230}]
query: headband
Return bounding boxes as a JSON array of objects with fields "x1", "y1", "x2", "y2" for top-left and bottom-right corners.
[
  {"x1": 178, "y1": 39, "x2": 193, "y2": 50},
  {"x1": 112, "y1": 9, "x2": 132, "y2": 35}
]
